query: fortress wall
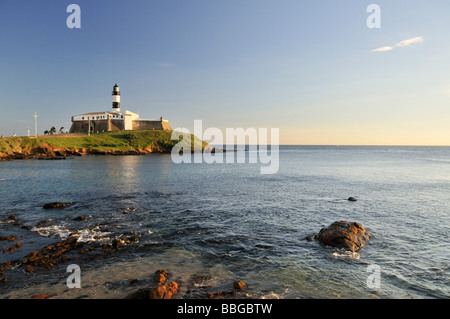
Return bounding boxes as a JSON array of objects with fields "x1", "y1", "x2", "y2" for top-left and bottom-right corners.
[
  {"x1": 110, "y1": 119, "x2": 125, "y2": 131},
  {"x1": 69, "y1": 119, "x2": 122, "y2": 133},
  {"x1": 91, "y1": 120, "x2": 110, "y2": 133},
  {"x1": 132, "y1": 120, "x2": 172, "y2": 131},
  {"x1": 69, "y1": 121, "x2": 89, "y2": 134},
  {"x1": 70, "y1": 119, "x2": 171, "y2": 133}
]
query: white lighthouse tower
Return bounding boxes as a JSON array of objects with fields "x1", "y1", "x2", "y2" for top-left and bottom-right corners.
[{"x1": 112, "y1": 83, "x2": 121, "y2": 112}]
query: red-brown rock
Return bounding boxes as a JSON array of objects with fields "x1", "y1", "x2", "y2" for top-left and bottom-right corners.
[
  {"x1": 0, "y1": 235, "x2": 18, "y2": 242},
  {"x1": 149, "y1": 282, "x2": 179, "y2": 299},
  {"x1": 233, "y1": 280, "x2": 246, "y2": 289},
  {"x1": 209, "y1": 280, "x2": 247, "y2": 299},
  {"x1": 154, "y1": 269, "x2": 168, "y2": 285},
  {"x1": 125, "y1": 282, "x2": 179, "y2": 299},
  {"x1": 31, "y1": 294, "x2": 53, "y2": 299},
  {"x1": 315, "y1": 221, "x2": 371, "y2": 252}
]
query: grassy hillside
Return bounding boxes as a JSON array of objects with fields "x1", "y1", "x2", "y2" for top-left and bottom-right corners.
[{"x1": 0, "y1": 130, "x2": 209, "y2": 156}]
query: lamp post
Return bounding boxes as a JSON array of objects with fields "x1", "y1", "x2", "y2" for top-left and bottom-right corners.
[{"x1": 34, "y1": 112, "x2": 38, "y2": 137}]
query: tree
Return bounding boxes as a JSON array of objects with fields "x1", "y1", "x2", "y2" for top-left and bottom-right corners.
[
  {"x1": 59, "y1": 127, "x2": 65, "y2": 134},
  {"x1": 49, "y1": 127, "x2": 56, "y2": 135},
  {"x1": 44, "y1": 130, "x2": 49, "y2": 135}
]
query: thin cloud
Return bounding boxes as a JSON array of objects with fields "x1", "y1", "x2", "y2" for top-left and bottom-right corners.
[
  {"x1": 372, "y1": 46, "x2": 393, "y2": 52},
  {"x1": 394, "y1": 36, "x2": 424, "y2": 47},
  {"x1": 157, "y1": 63, "x2": 176, "y2": 68},
  {"x1": 371, "y1": 36, "x2": 424, "y2": 53}
]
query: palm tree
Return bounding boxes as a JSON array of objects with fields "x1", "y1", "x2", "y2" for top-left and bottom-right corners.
[
  {"x1": 44, "y1": 130, "x2": 49, "y2": 135},
  {"x1": 49, "y1": 127, "x2": 56, "y2": 135},
  {"x1": 59, "y1": 127, "x2": 64, "y2": 134}
]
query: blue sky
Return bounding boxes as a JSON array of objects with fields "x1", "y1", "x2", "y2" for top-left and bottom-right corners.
[{"x1": 1, "y1": 0, "x2": 449, "y2": 144}]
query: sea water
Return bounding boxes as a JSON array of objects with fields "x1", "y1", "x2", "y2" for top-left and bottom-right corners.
[{"x1": 0, "y1": 146, "x2": 449, "y2": 299}]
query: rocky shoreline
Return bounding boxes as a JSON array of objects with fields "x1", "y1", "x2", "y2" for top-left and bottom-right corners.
[
  {"x1": 1, "y1": 201, "x2": 371, "y2": 299},
  {"x1": 0, "y1": 204, "x2": 250, "y2": 299},
  {"x1": 0, "y1": 143, "x2": 221, "y2": 162},
  {"x1": 0, "y1": 143, "x2": 173, "y2": 162}
]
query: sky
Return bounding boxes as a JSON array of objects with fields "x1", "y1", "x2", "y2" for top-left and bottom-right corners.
[{"x1": 0, "y1": 0, "x2": 449, "y2": 145}]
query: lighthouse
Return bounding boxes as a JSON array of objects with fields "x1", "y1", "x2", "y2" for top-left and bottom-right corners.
[
  {"x1": 112, "y1": 83, "x2": 120, "y2": 112},
  {"x1": 69, "y1": 83, "x2": 173, "y2": 133}
]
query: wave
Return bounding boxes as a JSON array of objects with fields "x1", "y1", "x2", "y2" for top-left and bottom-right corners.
[{"x1": 32, "y1": 224, "x2": 112, "y2": 244}]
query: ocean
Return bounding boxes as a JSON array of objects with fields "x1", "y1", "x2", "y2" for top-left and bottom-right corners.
[{"x1": 0, "y1": 146, "x2": 449, "y2": 299}]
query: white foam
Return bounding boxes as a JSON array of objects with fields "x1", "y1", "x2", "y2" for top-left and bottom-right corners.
[
  {"x1": 332, "y1": 250, "x2": 360, "y2": 260},
  {"x1": 32, "y1": 224, "x2": 72, "y2": 239},
  {"x1": 259, "y1": 292, "x2": 281, "y2": 299},
  {"x1": 32, "y1": 224, "x2": 112, "y2": 243},
  {"x1": 73, "y1": 226, "x2": 112, "y2": 243}
]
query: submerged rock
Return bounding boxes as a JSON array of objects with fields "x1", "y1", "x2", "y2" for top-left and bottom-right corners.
[
  {"x1": 128, "y1": 279, "x2": 139, "y2": 286},
  {"x1": 37, "y1": 219, "x2": 53, "y2": 226},
  {"x1": 43, "y1": 202, "x2": 73, "y2": 209},
  {"x1": 0, "y1": 235, "x2": 18, "y2": 242},
  {"x1": 347, "y1": 197, "x2": 358, "y2": 202},
  {"x1": 123, "y1": 208, "x2": 137, "y2": 214},
  {"x1": 31, "y1": 294, "x2": 54, "y2": 299},
  {"x1": 22, "y1": 236, "x2": 84, "y2": 271},
  {"x1": 3, "y1": 242, "x2": 22, "y2": 254},
  {"x1": 315, "y1": 221, "x2": 371, "y2": 252},
  {"x1": 209, "y1": 280, "x2": 247, "y2": 299},
  {"x1": 73, "y1": 216, "x2": 88, "y2": 221},
  {"x1": 233, "y1": 280, "x2": 246, "y2": 290}
]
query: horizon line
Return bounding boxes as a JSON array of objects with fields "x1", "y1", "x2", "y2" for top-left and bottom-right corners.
[{"x1": 212, "y1": 144, "x2": 450, "y2": 147}]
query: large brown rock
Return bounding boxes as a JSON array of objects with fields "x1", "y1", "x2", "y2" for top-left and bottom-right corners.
[
  {"x1": 315, "y1": 221, "x2": 371, "y2": 252},
  {"x1": 149, "y1": 282, "x2": 179, "y2": 299},
  {"x1": 125, "y1": 270, "x2": 178, "y2": 299}
]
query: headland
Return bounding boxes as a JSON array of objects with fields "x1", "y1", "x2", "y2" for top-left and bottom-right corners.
[{"x1": 0, "y1": 130, "x2": 209, "y2": 161}]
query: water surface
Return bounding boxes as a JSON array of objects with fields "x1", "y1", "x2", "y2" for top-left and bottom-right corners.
[{"x1": 0, "y1": 146, "x2": 449, "y2": 299}]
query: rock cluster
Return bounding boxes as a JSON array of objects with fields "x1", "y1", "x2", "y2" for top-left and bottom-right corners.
[{"x1": 208, "y1": 280, "x2": 247, "y2": 299}]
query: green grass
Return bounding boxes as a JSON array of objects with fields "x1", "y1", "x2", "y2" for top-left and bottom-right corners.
[{"x1": 0, "y1": 130, "x2": 209, "y2": 155}]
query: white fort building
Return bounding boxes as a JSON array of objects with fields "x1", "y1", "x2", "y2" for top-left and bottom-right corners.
[{"x1": 69, "y1": 84, "x2": 172, "y2": 134}]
